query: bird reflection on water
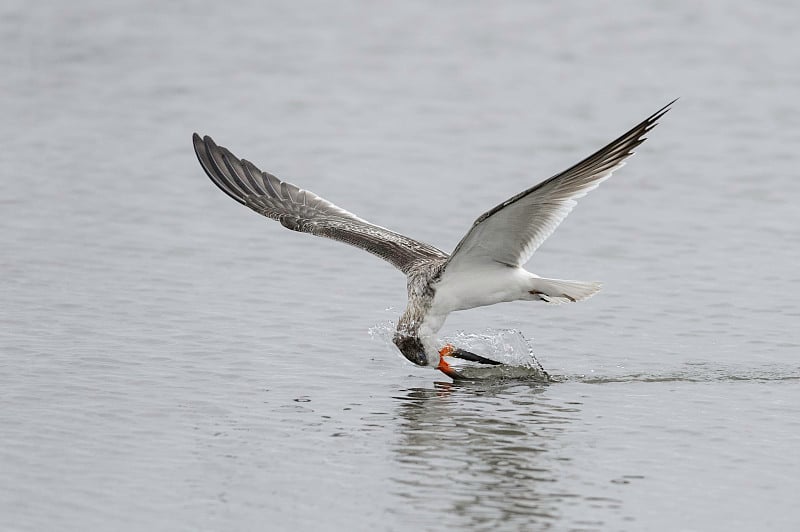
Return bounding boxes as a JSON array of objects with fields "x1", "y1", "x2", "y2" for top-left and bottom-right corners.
[{"x1": 388, "y1": 383, "x2": 621, "y2": 529}]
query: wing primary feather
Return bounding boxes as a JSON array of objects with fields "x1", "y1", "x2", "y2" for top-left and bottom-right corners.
[
  {"x1": 235, "y1": 156, "x2": 268, "y2": 195},
  {"x1": 220, "y1": 149, "x2": 256, "y2": 197},
  {"x1": 207, "y1": 143, "x2": 248, "y2": 198},
  {"x1": 193, "y1": 133, "x2": 247, "y2": 206}
]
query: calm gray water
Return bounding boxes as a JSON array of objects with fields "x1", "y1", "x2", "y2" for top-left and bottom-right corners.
[{"x1": 3, "y1": 1, "x2": 800, "y2": 530}]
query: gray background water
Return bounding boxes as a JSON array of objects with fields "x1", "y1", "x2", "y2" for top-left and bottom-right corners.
[{"x1": 3, "y1": 1, "x2": 799, "y2": 530}]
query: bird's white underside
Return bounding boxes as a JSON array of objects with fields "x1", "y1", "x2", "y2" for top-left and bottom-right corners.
[{"x1": 421, "y1": 266, "x2": 602, "y2": 365}]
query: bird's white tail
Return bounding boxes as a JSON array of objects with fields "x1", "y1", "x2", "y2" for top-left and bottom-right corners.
[{"x1": 529, "y1": 277, "x2": 602, "y2": 304}]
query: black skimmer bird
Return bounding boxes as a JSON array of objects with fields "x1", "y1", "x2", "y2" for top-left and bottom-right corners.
[{"x1": 193, "y1": 101, "x2": 673, "y2": 378}]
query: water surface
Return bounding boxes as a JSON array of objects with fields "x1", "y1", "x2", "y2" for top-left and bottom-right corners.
[{"x1": 2, "y1": 1, "x2": 799, "y2": 530}]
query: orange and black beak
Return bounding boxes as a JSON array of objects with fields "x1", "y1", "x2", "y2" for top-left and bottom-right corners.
[{"x1": 437, "y1": 344, "x2": 502, "y2": 380}]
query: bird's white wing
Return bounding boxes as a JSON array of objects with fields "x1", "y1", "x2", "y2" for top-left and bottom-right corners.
[
  {"x1": 443, "y1": 101, "x2": 674, "y2": 275},
  {"x1": 193, "y1": 134, "x2": 448, "y2": 275}
]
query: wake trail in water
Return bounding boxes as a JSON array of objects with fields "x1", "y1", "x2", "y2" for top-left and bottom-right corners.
[{"x1": 560, "y1": 366, "x2": 800, "y2": 384}]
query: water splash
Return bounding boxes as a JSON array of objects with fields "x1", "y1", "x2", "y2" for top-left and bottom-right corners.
[
  {"x1": 367, "y1": 319, "x2": 399, "y2": 346},
  {"x1": 368, "y1": 322, "x2": 550, "y2": 382}
]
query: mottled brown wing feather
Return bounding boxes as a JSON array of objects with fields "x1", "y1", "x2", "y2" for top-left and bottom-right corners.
[{"x1": 193, "y1": 134, "x2": 448, "y2": 274}]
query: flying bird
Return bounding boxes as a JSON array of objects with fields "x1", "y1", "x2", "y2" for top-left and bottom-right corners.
[{"x1": 193, "y1": 101, "x2": 673, "y2": 378}]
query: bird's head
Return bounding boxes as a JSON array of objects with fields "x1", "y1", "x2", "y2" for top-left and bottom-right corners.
[{"x1": 392, "y1": 334, "x2": 429, "y2": 366}]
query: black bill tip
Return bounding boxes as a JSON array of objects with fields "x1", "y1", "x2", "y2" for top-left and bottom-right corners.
[{"x1": 450, "y1": 348, "x2": 503, "y2": 366}]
